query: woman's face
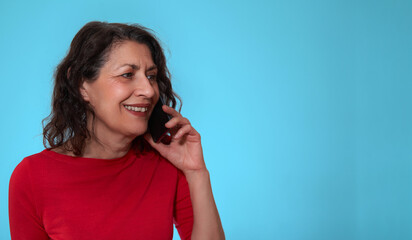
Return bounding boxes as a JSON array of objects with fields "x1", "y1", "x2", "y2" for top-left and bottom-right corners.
[{"x1": 80, "y1": 40, "x2": 159, "y2": 140}]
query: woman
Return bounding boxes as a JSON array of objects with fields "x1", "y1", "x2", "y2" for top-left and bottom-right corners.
[{"x1": 9, "y1": 21, "x2": 225, "y2": 240}]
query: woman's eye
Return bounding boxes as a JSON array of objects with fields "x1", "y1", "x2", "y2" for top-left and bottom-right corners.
[
  {"x1": 147, "y1": 74, "x2": 157, "y2": 81},
  {"x1": 121, "y1": 73, "x2": 133, "y2": 78}
]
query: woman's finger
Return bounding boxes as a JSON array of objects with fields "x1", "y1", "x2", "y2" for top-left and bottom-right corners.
[
  {"x1": 165, "y1": 116, "x2": 190, "y2": 129},
  {"x1": 162, "y1": 105, "x2": 184, "y2": 118},
  {"x1": 173, "y1": 124, "x2": 193, "y2": 139}
]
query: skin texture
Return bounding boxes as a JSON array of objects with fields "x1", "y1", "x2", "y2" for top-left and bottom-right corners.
[{"x1": 80, "y1": 40, "x2": 225, "y2": 239}]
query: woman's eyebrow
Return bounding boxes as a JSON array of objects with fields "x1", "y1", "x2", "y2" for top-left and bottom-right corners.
[
  {"x1": 116, "y1": 64, "x2": 157, "y2": 71},
  {"x1": 116, "y1": 63, "x2": 138, "y2": 70},
  {"x1": 146, "y1": 65, "x2": 158, "y2": 71}
]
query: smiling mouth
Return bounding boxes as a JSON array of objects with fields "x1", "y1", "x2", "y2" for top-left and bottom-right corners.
[{"x1": 124, "y1": 105, "x2": 148, "y2": 112}]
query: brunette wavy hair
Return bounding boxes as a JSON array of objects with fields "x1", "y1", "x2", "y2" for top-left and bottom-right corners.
[{"x1": 42, "y1": 21, "x2": 180, "y2": 156}]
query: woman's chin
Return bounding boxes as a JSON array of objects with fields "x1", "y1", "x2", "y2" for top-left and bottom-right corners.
[{"x1": 129, "y1": 126, "x2": 148, "y2": 138}]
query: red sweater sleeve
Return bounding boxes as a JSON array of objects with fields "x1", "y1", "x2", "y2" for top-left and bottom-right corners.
[
  {"x1": 9, "y1": 159, "x2": 49, "y2": 240},
  {"x1": 173, "y1": 170, "x2": 194, "y2": 240}
]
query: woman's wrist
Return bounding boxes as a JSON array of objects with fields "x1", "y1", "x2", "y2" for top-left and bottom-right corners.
[{"x1": 183, "y1": 168, "x2": 209, "y2": 182}]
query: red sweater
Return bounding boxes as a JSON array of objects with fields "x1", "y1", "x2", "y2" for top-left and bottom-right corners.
[{"x1": 9, "y1": 148, "x2": 193, "y2": 240}]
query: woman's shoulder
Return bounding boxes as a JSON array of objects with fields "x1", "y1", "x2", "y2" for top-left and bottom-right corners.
[
  {"x1": 18, "y1": 149, "x2": 63, "y2": 171},
  {"x1": 13, "y1": 150, "x2": 50, "y2": 171},
  {"x1": 9, "y1": 150, "x2": 50, "y2": 189},
  {"x1": 17, "y1": 148, "x2": 50, "y2": 165}
]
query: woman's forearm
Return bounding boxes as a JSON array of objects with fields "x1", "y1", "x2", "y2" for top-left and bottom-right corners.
[{"x1": 184, "y1": 169, "x2": 225, "y2": 240}]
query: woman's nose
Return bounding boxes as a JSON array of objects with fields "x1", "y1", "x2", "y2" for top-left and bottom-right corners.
[{"x1": 133, "y1": 75, "x2": 155, "y2": 98}]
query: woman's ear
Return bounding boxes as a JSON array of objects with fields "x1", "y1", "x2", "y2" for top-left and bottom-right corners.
[{"x1": 80, "y1": 83, "x2": 90, "y2": 102}]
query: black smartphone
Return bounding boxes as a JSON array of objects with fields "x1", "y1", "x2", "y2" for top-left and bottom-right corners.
[{"x1": 148, "y1": 97, "x2": 171, "y2": 143}]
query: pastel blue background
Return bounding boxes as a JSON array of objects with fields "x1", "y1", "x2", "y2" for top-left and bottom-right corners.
[{"x1": 1, "y1": 0, "x2": 411, "y2": 239}]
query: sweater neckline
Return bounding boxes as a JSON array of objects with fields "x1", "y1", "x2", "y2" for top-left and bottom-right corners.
[{"x1": 41, "y1": 148, "x2": 138, "y2": 165}]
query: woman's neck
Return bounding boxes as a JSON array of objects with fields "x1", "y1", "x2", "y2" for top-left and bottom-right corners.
[
  {"x1": 81, "y1": 134, "x2": 133, "y2": 159},
  {"x1": 79, "y1": 113, "x2": 137, "y2": 159},
  {"x1": 52, "y1": 137, "x2": 133, "y2": 159}
]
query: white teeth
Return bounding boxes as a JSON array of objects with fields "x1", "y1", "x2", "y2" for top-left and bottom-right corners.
[{"x1": 124, "y1": 105, "x2": 148, "y2": 112}]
